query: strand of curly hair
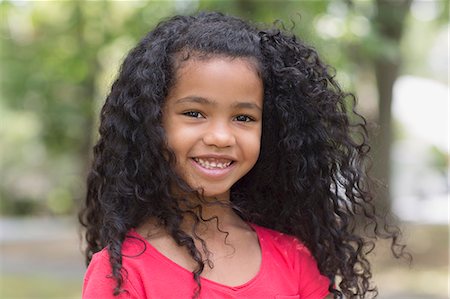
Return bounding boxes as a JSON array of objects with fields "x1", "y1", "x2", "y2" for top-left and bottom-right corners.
[{"x1": 79, "y1": 12, "x2": 408, "y2": 299}]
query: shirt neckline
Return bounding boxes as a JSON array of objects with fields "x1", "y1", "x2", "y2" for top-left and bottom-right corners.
[{"x1": 128, "y1": 222, "x2": 265, "y2": 292}]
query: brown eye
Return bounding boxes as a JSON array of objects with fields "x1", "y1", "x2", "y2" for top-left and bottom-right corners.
[
  {"x1": 234, "y1": 115, "x2": 253, "y2": 122},
  {"x1": 183, "y1": 111, "x2": 203, "y2": 118}
]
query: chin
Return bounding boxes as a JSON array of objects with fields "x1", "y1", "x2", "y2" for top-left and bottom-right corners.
[{"x1": 197, "y1": 188, "x2": 230, "y2": 200}]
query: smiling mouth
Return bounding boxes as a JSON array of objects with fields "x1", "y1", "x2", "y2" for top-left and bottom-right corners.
[{"x1": 193, "y1": 157, "x2": 234, "y2": 169}]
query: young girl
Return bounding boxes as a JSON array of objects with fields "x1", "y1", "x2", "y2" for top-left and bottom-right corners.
[{"x1": 80, "y1": 12, "x2": 406, "y2": 299}]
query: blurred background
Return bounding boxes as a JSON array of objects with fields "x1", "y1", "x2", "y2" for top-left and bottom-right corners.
[{"x1": 0, "y1": 0, "x2": 448, "y2": 298}]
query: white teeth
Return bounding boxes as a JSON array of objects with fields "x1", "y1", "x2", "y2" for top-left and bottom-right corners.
[{"x1": 194, "y1": 158, "x2": 232, "y2": 169}]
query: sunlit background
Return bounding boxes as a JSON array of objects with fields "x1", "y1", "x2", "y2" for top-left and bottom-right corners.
[{"x1": 0, "y1": 0, "x2": 448, "y2": 298}]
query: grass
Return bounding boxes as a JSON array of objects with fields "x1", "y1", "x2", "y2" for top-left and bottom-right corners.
[{"x1": 0, "y1": 274, "x2": 81, "y2": 299}]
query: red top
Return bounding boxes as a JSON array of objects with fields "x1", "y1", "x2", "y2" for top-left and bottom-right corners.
[{"x1": 83, "y1": 224, "x2": 330, "y2": 299}]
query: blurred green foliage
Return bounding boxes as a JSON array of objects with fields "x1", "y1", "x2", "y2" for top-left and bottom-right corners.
[
  {"x1": 1, "y1": 273, "x2": 81, "y2": 298},
  {"x1": 0, "y1": 0, "x2": 447, "y2": 216}
]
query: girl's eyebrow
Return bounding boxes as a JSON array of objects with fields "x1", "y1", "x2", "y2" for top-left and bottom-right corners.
[
  {"x1": 175, "y1": 96, "x2": 212, "y2": 105},
  {"x1": 175, "y1": 96, "x2": 262, "y2": 111},
  {"x1": 232, "y1": 101, "x2": 262, "y2": 112}
]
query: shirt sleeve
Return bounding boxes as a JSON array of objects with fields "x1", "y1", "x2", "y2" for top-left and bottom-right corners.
[
  {"x1": 295, "y1": 244, "x2": 330, "y2": 299},
  {"x1": 82, "y1": 250, "x2": 141, "y2": 299}
]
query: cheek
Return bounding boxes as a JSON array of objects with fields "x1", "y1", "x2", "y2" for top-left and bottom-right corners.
[
  {"x1": 164, "y1": 125, "x2": 191, "y2": 152},
  {"x1": 244, "y1": 130, "x2": 262, "y2": 163}
]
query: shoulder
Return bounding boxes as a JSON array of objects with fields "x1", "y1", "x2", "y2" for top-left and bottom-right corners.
[
  {"x1": 82, "y1": 232, "x2": 148, "y2": 299},
  {"x1": 252, "y1": 224, "x2": 321, "y2": 272},
  {"x1": 251, "y1": 224, "x2": 312, "y2": 258},
  {"x1": 252, "y1": 224, "x2": 330, "y2": 297},
  {"x1": 82, "y1": 249, "x2": 122, "y2": 298}
]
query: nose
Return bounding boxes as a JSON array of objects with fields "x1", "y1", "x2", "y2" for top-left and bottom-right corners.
[{"x1": 202, "y1": 121, "x2": 236, "y2": 148}]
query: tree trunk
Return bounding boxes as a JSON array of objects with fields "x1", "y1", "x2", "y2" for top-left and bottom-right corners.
[
  {"x1": 371, "y1": 59, "x2": 398, "y2": 212},
  {"x1": 371, "y1": 0, "x2": 412, "y2": 212}
]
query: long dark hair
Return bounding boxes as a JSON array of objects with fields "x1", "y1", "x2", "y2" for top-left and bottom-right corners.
[{"x1": 79, "y1": 11, "x2": 407, "y2": 298}]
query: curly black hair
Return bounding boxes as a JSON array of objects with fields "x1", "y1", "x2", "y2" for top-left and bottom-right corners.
[{"x1": 79, "y1": 11, "x2": 407, "y2": 299}]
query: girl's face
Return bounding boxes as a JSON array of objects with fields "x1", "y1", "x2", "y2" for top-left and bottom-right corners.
[{"x1": 162, "y1": 57, "x2": 263, "y2": 200}]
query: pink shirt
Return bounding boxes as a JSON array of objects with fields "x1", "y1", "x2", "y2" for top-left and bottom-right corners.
[{"x1": 83, "y1": 224, "x2": 330, "y2": 299}]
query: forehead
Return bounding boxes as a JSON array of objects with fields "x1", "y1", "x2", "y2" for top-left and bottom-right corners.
[
  {"x1": 165, "y1": 56, "x2": 264, "y2": 108},
  {"x1": 171, "y1": 51, "x2": 262, "y2": 79}
]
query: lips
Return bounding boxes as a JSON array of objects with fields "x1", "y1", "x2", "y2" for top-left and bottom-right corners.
[{"x1": 193, "y1": 157, "x2": 234, "y2": 170}]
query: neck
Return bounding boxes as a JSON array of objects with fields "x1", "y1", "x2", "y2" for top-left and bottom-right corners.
[
  {"x1": 138, "y1": 191, "x2": 248, "y2": 240},
  {"x1": 180, "y1": 195, "x2": 245, "y2": 238}
]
